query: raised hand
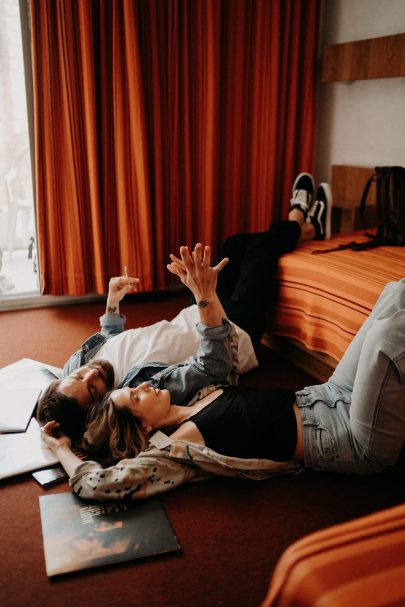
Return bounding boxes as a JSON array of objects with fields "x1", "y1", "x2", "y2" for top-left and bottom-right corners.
[
  {"x1": 106, "y1": 275, "x2": 139, "y2": 313},
  {"x1": 167, "y1": 243, "x2": 228, "y2": 303}
]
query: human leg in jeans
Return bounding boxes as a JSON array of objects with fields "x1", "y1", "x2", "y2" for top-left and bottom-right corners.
[
  {"x1": 350, "y1": 308, "x2": 405, "y2": 471},
  {"x1": 329, "y1": 280, "x2": 405, "y2": 391},
  {"x1": 323, "y1": 279, "x2": 405, "y2": 472},
  {"x1": 297, "y1": 280, "x2": 405, "y2": 474}
]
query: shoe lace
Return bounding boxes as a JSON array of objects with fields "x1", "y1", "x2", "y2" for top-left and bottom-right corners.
[
  {"x1": 307, "y1": 199, "x2": 319, "y2": 218},
  {"x1": 292, "y1": 189, "x2": 310, "y2": 209}
]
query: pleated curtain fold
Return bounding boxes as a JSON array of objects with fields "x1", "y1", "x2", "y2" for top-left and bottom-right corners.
[{"x1": 30, "y1": 0, "x2": 319, "y2": 295}]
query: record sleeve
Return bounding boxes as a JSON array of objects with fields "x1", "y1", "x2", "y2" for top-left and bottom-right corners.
[{"x1": 39, "y1": 492, "x2": 181, "y2": 576}]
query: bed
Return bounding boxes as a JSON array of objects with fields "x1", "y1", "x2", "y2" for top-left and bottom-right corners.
[{"x1": 265, "y1": 166, "x2": 405, "y2": 381}]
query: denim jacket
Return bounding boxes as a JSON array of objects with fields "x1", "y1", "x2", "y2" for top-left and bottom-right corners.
[
  {"x1": 64, "y1": 311, "x2": 239, "y2": 398},
  {"x1": 63, "y1": 313, "x2": 127, "y2": 376},
  {"x1": 120, "y1": 320, "x2": 238, "y2": 403},
  {"x1": 67, "y1": 317, "x2": 302, "y2": 501}
]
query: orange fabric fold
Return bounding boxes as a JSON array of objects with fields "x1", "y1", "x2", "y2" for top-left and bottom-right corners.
[
  {"x1": 30, "y1": 0, "x2": 320, "y2": 295},
  {"x1": 270, "y1": 231, "x2": 405, "y2": 361}
]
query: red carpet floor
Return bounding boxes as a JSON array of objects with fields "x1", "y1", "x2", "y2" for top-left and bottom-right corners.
[{"x1": 1, "y1": 292, "x2": 404, "y2": 607}]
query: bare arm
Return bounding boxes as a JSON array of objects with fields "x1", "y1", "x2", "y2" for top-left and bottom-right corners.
[
  {"x1": 167, "y1": 243, "x2": 228, "y2": 326},
  {"x1": 41, "y1": 421, "x2": 83, "y2": 477}
]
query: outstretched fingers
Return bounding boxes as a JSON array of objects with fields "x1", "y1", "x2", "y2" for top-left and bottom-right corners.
[
  {"x1": 191, "y1": 244, "x2": 212, "y2": 277},
  {"x1": 169, "y1": 252, "x2": 185, "y2": 267},
  {"x1": 167, "y1": 249, "x2": 187, "y2": 280},
  {"x1": 167, "y1": 260, "x2": 185, "y2": 279},
  {"x1": 191, "y1": 243, "x2": 204, "y2": 268},
  {"x1": 180, "y1": 245, "x2": 194, "y2": 269},
  {"x1": 168, "y1": 244, "x2": 228, "y2": 277},
  {"x1": 213, "y1": 256, "x2": 229, "y2": 273},
  {"x1": 195, "y1": 244, "x2": 227, "y2": 275},
  {"x1": 202, "y1": 244, "x2": 211, "y2": 267}
]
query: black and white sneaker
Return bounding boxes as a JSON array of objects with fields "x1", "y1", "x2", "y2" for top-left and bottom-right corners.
[
  {"x1": 307, "y1": 183, "x2": 333, "y2": 240},
  {"x1": 290, "y1": 173, "x2": 315, "y2": 219}
]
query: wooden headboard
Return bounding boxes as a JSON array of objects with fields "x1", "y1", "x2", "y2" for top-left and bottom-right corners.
[{"x1": 331, "y1": 165, "x2": 377, "y2": 234}]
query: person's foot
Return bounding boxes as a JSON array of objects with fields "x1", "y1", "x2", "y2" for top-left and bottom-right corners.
[
  {"x1": 290, "y1": 173, "x2": 315, "y2": 220},
  {"x1": 307, "y1": 183, "x2": 333, "y2": 240}
]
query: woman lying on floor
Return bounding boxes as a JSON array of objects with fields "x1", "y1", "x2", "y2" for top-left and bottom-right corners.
[
  {"x1": 37, "y1": 171, "x2": 329, "y2": 438},
  {"x1": 42, "y1": 244, "x2": 405, "y2": 502}
]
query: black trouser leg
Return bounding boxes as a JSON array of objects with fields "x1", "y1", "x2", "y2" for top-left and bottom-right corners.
[
  {"x1": 218, "y1": 221, "x2": 301, "y2": 346},
  {"x1": 215, "y1": 232, "x2": 266, "y2": 302}
]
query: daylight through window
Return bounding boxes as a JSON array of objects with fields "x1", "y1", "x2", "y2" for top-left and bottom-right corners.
[{"x1": 0, "y1": 0, "x2": 38, "y2": 296}]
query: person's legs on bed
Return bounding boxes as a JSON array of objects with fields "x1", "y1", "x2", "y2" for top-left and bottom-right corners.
[
  {"x1": 218, "y1": 173, "x2": 329, "y2": 344},
  {"x1": 215, "y1": 232, "x2": 265, "y2": 304},
  {"x1": 216, "y1": 172, "x2": 316, "y2": 302},
  {"x1": 307, "y1": 183, "x2": 333, "y2": 241},
  {"x1": 221, "y1": 222, "x2": 301, "y2": 345}
]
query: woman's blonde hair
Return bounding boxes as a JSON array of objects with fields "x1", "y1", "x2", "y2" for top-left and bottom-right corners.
[{"x1": 85, "y1": 392, "x2": 148, "y2": 460}]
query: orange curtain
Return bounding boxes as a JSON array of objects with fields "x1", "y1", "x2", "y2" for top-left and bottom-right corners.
[
  {"x1": 31, "y1": 0, "x2": 154, "y2": 294},
  {"x1": 30, "y1": 0, "x2": 320, "y2": 295}
]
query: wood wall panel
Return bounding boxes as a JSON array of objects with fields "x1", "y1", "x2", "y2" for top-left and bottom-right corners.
[
  {"x1": 331, "y1": 165, "x2": 377, "y2": 234},
  {"x1": 331, "y1": 165, "x2": 375, "y2": 206},
  {"x1": 322, "y1": 33, "x2": 405, "y2": 82}
]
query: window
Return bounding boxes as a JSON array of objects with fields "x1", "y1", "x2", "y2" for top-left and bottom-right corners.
[{"x1": 0, "y1": 0, "x2": 38, "y2": 297}]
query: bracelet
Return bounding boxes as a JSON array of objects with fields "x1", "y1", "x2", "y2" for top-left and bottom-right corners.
[{"x1": 197, "y1": 299, "x2": 209, "y2": 308}]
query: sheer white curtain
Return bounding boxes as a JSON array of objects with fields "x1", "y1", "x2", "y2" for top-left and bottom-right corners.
[{"x1": 0, "y1": 0, "x2": 36, "y2": 294}]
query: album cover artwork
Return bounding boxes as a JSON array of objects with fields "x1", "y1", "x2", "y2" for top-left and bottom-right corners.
[{"x1": 39, "y1": 492, "x2": 180, "y2": 576}]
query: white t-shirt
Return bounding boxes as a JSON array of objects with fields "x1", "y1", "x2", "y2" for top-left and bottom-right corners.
[{"x1": 95, "y1": 305, "x2": 258, "y2": 386}]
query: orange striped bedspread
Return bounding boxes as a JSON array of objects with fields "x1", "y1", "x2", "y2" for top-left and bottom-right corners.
[{"x1": 269, "y1": 231, "x2": 405, "y2": 363}]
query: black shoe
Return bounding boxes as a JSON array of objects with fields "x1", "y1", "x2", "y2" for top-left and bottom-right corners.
[
  {"x1": 307, "y1": 183, "x2": 333, "y2": 240},
  {"x1": 290, "y1": 173, "x2": 315, "y2": 219}
]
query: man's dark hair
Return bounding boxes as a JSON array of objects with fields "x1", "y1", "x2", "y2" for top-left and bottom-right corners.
[{"x1": 36, "y1": 379, "x2": 88, "y2": 443}]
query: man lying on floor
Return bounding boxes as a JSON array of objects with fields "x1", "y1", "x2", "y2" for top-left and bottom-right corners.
[
  {"x1": 41, "y1": 242, "x2": 405, "y2": 501},
  {"x1": 37, "y1": 171, "x2": 330, "y2": 442}
]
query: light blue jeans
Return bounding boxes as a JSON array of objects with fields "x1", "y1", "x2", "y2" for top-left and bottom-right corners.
[{"x1": 296, "y1": 279, "x2": 405, "y2": 474}]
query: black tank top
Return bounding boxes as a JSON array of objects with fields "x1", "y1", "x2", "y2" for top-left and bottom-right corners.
[{"x1": 186, "y1": 385, "x2": 297, "y2": 461}]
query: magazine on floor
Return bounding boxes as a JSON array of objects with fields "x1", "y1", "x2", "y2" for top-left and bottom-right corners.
[
  {"x1": 0, "y1": 358, "x2": 63, "y2": 479},
  {"x1": 39, "y1": 492, "x2": 181, "y2": 576},
  {"x1": 0, "y1": 417, "x2": 59, "y2": 479}
]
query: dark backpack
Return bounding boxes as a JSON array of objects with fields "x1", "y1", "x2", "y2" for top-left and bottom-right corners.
[{"x1": 313, "y1": 166, "x2": 405, "y2": 254}]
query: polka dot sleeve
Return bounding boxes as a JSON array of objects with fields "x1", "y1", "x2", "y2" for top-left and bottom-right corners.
[{"x1": 69, "y1": 451, "x2": 199, "y2": 501}]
